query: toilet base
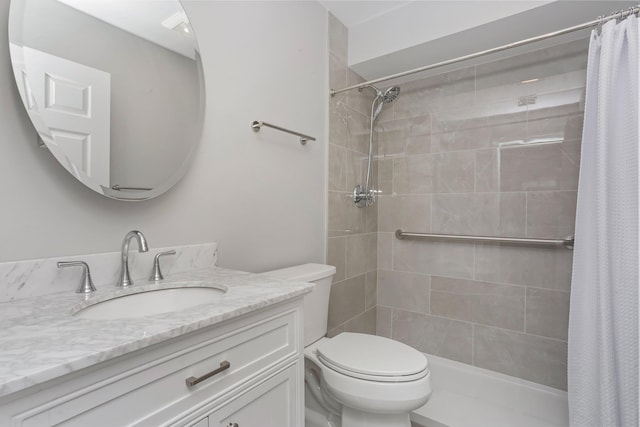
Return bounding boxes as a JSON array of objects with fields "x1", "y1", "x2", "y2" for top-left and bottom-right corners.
[
  {"x1": 342, "y1": 406, "x2": 411, "y2": 427},
  {"x1": 304, "y1": 338, "x2": 429, "y2": 427},
  {"x1": 306, "y1": 406, "x2": 341, "y2": 427},
  {"x1": 306, "y1": 390, "x2": 411, "y2": 427}
]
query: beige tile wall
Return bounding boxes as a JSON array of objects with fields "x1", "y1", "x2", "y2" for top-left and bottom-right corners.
[
  {"x1": 375, "y1": 39, "x2": 587, "y2": 391},
  {"x1": 327, "y1": 15, "x2": 584, "y2": 391},
  {"x1": 326, "y1": 14, "x2": 377, "y2": 337}
]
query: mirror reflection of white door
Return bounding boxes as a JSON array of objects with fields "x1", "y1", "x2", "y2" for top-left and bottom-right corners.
[{"x1": 21, "y1": 47, "x2": 111, "y2": 189}]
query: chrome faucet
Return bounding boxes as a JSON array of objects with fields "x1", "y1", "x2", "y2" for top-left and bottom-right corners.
[{"x1": 117, "y1": 230, "x2": 149, "y2": 287}]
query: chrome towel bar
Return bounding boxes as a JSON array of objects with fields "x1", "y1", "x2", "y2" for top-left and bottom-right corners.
[
  {"x1": 395, "y1": 230, "x2": 574, "y2": 249},
  {"x1": 251, "y1": 120, "x2": 316, "y2": 145}
]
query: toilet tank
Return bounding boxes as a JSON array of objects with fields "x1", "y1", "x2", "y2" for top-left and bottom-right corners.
[{"x1": 263, "y1": 263, "x2": 336, "y2": 346}]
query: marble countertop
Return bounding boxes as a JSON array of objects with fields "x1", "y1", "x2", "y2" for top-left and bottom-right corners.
[{"x1": 0, "y1": 267, "x2": 313, "y2": 398}]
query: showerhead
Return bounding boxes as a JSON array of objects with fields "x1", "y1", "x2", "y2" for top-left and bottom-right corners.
[
  {"x1": 360, "y1": 84, "x2": 400, "y2": 104},
  {"x1": 382, "y1": 86, "x2": 400, "y2": 103},
  {"x1": 355, "y1": 84, "x2": 402, "y2": 208},
  {"x1": 370, "y1": 86, "x2": 400, "y2": 121}
]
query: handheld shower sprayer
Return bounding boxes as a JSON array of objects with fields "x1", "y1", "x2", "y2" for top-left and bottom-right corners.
[{"x1": 353, "y1": 85, "x2": 400, "y2": 208}]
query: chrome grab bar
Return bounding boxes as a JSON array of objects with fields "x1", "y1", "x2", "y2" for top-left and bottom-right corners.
[
  {"x1": 251, "y1": 120, "x2": 316, "y2": 145},
  {"x1": 395, "y1": 230, "x2": 574, "y2": 249}
]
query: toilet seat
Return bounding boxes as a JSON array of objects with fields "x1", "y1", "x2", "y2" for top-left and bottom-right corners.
[{"x1": 317, "y1": 333, "x2": 429, "y2": 382}]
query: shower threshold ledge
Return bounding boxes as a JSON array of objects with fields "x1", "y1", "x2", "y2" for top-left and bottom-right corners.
[{"x1": 411, "y1": 354, "x2": 568, "y2": 427}]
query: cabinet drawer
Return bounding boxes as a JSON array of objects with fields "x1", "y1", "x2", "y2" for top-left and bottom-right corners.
[{"x1": 12, "y1": 307, "x2": 299, "y2": 427}]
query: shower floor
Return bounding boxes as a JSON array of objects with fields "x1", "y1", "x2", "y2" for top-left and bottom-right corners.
[{"x1": 412, "y1": 354, "x2": 569, "y2": 427}]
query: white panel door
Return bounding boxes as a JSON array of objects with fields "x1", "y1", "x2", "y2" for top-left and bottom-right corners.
[
  {"x1": 22, "y1": 47, "x2": 111, "y2": 189},
  {"x1": 9, "y1": 44, "x2": 48, "y2": 145}
]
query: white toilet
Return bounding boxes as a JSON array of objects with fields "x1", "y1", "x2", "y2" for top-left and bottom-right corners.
[{"x1": 265, "y1": 263, "x2": 432, "y2": 427}]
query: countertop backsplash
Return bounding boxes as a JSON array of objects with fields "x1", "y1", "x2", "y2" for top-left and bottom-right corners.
[{"x1": 0, "y1": 243, "x2": 218, "y2": 302}]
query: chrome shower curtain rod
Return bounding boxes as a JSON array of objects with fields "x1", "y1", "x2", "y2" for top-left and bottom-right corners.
[{"x1": 330, "y1": 5, "x2": 640, "y2": 96}]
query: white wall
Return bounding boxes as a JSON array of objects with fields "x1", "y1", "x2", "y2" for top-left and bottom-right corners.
[{"x1": 0, "y1": 0, "x2": 328, "y2": 273}]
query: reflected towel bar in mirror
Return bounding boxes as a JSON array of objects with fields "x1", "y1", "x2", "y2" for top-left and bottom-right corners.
[
  {"x1": 395, "y1": 230, "x2": 574, "y2": 249},
  {"x1": 112, "y1": 185, "x2": 153, "y2": 191},
  {"x1": 251, "y1": 120, "x2": 316, "y2": 145}
]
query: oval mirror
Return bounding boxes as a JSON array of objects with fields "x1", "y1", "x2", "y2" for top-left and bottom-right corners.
[{"x1": 8, "y1": 0, "x2": 205, "y2": 200}]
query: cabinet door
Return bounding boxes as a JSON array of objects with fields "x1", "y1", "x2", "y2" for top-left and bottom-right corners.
[
  {"x1": 209, "y1": 365, "x2": 299, "y2": 427},
  {"x1": 189, "y1": 418, "x2": 208, "y2": 427}
]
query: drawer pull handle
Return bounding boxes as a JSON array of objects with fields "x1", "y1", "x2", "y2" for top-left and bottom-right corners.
[{"x1": 185, "y1": 361, "x2": 231, "y2": 387}]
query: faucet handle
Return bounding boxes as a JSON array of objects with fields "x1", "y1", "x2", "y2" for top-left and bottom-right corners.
[
  {"x1": 149, "y1": 250, "x2": 176, "y2": 282},
  {"x1": 58, "y1": 261, "x2": 96, "y2": 294}
]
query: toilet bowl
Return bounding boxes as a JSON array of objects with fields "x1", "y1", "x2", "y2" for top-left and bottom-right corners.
[
  {"x1": 307, "y1": 334, "x2": 432, "y2": 427},
  {"x1": 264, "y1": 263, "x2": 432, "y2": 427}
]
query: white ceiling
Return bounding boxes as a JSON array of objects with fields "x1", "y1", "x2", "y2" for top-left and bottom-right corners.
[
  {"x1": 57, "y1": 0, "x2": 197, "y2": 59},
  {"x1": 318, "y1": 1, "x2": 412, "y2": 27}
]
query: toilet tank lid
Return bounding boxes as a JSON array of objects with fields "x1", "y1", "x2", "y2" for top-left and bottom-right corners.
[{"x1": 264, "y1": 263, "x2": 336, "y2": 282}]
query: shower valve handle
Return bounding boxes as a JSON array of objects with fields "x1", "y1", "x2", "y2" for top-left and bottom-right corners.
[{"x1": 352, "y1": 185, "x2": 378, "y2": 208}]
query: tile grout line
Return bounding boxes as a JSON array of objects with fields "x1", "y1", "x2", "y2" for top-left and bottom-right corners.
[
  {"x1": 471, "y1": 323, "x2": 476, "y2": 366},
  {"x1": 392, "y1": 264, "x2": 571, "y2": 293},
  {"x1": 426, "y1": 274, "x2": 432, "y2": 315},
  {"x1": 339, "y1": 304, "x2": 377, "y2": 331},
  {"x1": 524, "y1": 288, "x2": 528, "y2": 334},
  {"x1": 525, "y1": 192, "x2": 529, "y2": 237},
  {"x1": 343, "y1": 236, "x2": 347, "y2": 284},
  {"x1": 473, "y1": 242, "x2": 477, "y2": 281},
  {"x1": 473, "y1": 65, "x2": 478, "y2": 106},
  {"x1": 473, "y1": 147, "x2": 477, "y2": 193}
]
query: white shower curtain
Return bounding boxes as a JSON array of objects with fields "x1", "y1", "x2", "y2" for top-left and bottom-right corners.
[{"x1": 568, "y1": 15, "x2": 639, "y2": 427}]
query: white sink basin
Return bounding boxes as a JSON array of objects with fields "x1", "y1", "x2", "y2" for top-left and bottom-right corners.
[{"x1": 75, "y1": 287, "x2": 226, "y2": 320}]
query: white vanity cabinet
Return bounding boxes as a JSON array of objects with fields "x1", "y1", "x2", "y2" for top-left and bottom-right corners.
[{"x1": 0, "y1": 299, "x2": 304, "y2": 427}]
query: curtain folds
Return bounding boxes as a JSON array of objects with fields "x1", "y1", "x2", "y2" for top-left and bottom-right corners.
[{"x1": 568, "y1": 15, "x2": 639, "y2": 427}]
